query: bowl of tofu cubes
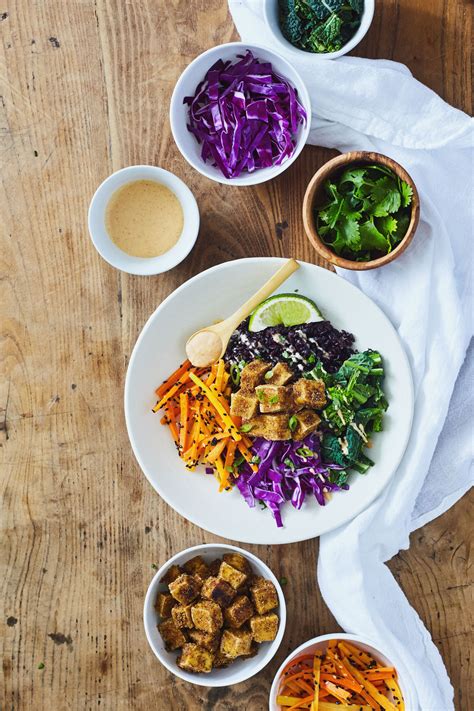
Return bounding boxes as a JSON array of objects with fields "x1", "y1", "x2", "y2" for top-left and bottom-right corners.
[{"x1": 144, "y1": 543, "x2": 286, "y2": 686}]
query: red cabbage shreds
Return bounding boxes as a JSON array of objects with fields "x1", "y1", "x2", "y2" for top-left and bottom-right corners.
[
  {"x1": 235, "y1": 434, "x2": 347, "y2": 528},
  {"x1": 183, "y1": 50, "x2": 307, "y2": 179}
]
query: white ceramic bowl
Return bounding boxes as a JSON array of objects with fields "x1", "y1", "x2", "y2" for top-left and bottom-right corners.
[
  {"x1": 88, "y1": 165, "x2": 199, "y2": 275},
  {"x1": 144, "y1": 543, "x2": 286, "y2": 687},
  {"x1": 269, "y1": 633, "x2": 417, "y2": 710},
  {"x1": 125, "y1": 258, "x2": 413, "y2": 544},
  {"x1": 170, "y1": 42, "x2": 311, "y2": 186},
  {"x1": 263, "y1": 0, "x2": 375, "y2": 60}
]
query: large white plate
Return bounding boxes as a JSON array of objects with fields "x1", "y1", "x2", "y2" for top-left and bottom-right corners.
[{"x1": 125, "y1": 258, "x2": 413, "y2": 544}]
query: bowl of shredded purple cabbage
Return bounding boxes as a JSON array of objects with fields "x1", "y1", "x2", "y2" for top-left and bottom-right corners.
[{"x1": 170, "y1": 43, "x2": 311, "y2": 185}]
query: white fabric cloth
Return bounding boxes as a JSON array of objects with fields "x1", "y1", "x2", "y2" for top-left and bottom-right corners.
[{"x1": 229, "y1": 3, "x2": 473, "y2": 708}]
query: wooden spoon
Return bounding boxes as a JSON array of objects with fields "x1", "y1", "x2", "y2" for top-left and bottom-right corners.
[{"x1": 185, "y1": 259, "x2": 300, "y2": 367}]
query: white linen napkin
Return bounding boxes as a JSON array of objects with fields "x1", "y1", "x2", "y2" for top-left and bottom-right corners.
[{"x1": 229, "y1": 3, "x2": 473, "y2": 708}]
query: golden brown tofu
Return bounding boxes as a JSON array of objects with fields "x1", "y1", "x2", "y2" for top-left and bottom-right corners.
[
  {"x1": 292, "y1": 378, "x2": 327, "y2": 410},
  {"x1": 212, "y1": 651, "x2": 232, "y2": 668},
  {"x1": 224, "y1": 595, "x2": 254, "y2": 629},
  {"x1": 230, "y1": 390, "x2": 259, "y2": 420},
  {"x1": 250, "y1": 579, "x2": 279, "y2": 615},
  {"x1": 240, "y1": 360, "x2": 271, "y2": 390},
  {"x1": 188, "y1": 629, "x2": 220, "y2": 653},
  {"x1": 293, "y1": 409, "x2": 321, "y2": 440},
  {"x1": 158, "y1": 618, "x2": 187, "y2": 651},
  {"x1": 222, "y1": 553, "x2": 251, "y2": 575},
  {"x1": 182, "y1": 555, "x2": 210, "y2": 580},
  {"x1": 191, "y1": 600, "x2": 223, "y2": 634},
  {"x1": 155, "y1": 592, "x2": 176, "y2": 619},
  {"x1": 171, "y1": 603, "x2": 194, "y2": 629},
  {"x1": 246, "y1": 414, "x2": 291, "y2": 441},
  {"x1": 218, "y1": 561, "x2": 248, "y2": 590},
  {"x1": 160, "y1": 564, "x2": 182, "y2": 586},
  {"x1": 255, "y1": 384, "x2": 293, "y2": 413},
  {"x1": 220, "y1": 628, "x2": 253, "y2": 659},
  {"x1": 201, "y1": 576, "x2": 236, "y2": 608},
  {"x1": 177, "y1": 643, "x2": 213, "y2": 673},
  {"x1": 242, "y1": 642, "x2": 259, "y2": 659},
  {"x1": 264, "y1": 362, "x2": 294, "y2": 386},
  {"x1": 169, "y1": 574, "x2": 202, "y2": 605},
  {"x1": 208, "y1": 558, "x2": 222, "y2": 577},
  {"x1": 250, "y1": 613, "x2": 279, "y2": 643}
]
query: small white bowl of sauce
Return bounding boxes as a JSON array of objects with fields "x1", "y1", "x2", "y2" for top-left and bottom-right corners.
[{"x1": 88, "y1": 165, "x2": 199, "y2": 275}]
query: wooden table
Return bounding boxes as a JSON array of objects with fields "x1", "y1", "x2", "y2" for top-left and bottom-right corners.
[{"x1": 1, "y1": 1, "x2": 472, "y2": 709}]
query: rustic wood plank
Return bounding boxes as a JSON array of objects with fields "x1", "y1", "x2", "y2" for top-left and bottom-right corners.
[{"x1": 1, "y1": 1, "x2": 472, "y2": 710}]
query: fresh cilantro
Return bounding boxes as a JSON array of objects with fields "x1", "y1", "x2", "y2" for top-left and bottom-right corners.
[{"x1": 314, "y1": 163, "x2": 414, "y2": 261}]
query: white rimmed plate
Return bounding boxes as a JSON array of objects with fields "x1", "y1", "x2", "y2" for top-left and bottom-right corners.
[{"x1": 125, "y1": 258, "x2": 413, "y2": 544}]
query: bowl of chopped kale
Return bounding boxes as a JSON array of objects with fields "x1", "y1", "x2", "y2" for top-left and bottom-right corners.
[{"x1": 264, "y1": 0, "x2": 375, "y2": 58}]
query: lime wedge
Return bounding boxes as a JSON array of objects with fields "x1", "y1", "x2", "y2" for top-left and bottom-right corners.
[{"x1": 248, "y1": 293, "x2": 324, "y2": 332}]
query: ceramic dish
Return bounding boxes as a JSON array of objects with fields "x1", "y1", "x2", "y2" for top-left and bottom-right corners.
[
  {"x1": 263, "y1": 0, "x2": 375, "y2": 60},
  {"x1": 125, "y1": 258, "x2": 413, "y2": 544},
  {"x1": 143, "y1": 543, "x2": 286, "y2": 687},
  {"x1": 88, "y1": 165, "x2": 199, "y2": 275},
  {"x1": 269, "y1": 633, "x2": 416, "y2": 710},
  {"x1": 303, "y1": 151, "x2": 420, "y2": 270},
  {"x1": 169, "y1": 42, "x2": 311, "y2": 186}
]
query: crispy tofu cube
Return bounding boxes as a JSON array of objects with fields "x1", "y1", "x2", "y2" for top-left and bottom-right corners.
[
  {"x1": 158, "y1": 618, "x2": 187, "y2": 651},
  {"x1": 183, "y1": 555, "x2": 210, "y2": 580},
  {"x1": 212, "y1": 651, "x2": 232, "y2": 668},
  {"x1": 177, "y1": 643, "x2": 213, "y2": 673},
  {"x1": 188, "y1": 629, "x2": 220, "y2": 653},
  {"x1": 160, "y1": 564, "x2": 182, "y2": 586},
  {"x1": 171, "y1": 604, "x2": 194, "y2": 629},
  {"x1": 242, "y1": 642, "x2": 259, "y2": 658},
  {"x1": 201, "y1": 576, "x2": 236, "y2": 607},
  {"x1": 230, "y1": 390, "x2": 259, "y2": 419},
  {"x1": 293, "y1": 378, "x2": 327, "y2": 410},
  {"x1": 224, "y1": 595, "x2": 254, "y2": 629},
  {"x1": 155, "y1": 592, "x2": 176, "y2": 618},
  {"x1": 250, "y1": 613, "x2": 279, "y2": 643},
  {"x1": 264, "y1": 362, "x2": 293, "y2": 386},
  {"x1": 246, "y1": 414, "x2": 291, "y2": 441},
  {"x1": 218, "y1": 561, "x2": 248, "y2": 590},
  {"x1": 220, "y1": 628, "x2": 253, "y2": 658},
  {"x1": 255, "y1": 384, "x2": 293, "y2": 413},
  {"x1": 191, "y1": 600, "x2": 223, "y2": 634},
  {"x1": 169, "y1": 574, "x2": 202, "y2": 605},
  {"x1": 208, "y1": 558, "x2": 222, "y2": 577},
  {"x1": 222, "y1": 553, "x2": 251, "y2": 575},
  {"x1": 250, "y1": 579, "x2": 279, "y2": 614},
  {"x1": 293, "y1": 409, "x2": 321, "y2": 440},
  {"x1": 240, "y1": 360, "x2": 271, "y2": 390}
]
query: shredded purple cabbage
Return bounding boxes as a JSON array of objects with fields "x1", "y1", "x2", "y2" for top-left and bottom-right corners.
[
  {"x1": 235, "y1": 433, "x2": 347, "y2": 528},
  {"x1": 183, "y1": 50, "x2": 307, "y2": 179}
]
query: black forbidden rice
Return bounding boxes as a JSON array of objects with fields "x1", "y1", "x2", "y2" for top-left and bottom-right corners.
[{"x1": 224, "y1": 318, "x2": 355, "y2": 374}]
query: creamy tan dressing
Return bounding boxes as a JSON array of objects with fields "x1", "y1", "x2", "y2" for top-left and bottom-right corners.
[
  {"x1": 105, "y1": 179, "x2": 183, "y2": 258},
  {"x1": 186, "y1": 330, "x2": 223, "y2": 367}
]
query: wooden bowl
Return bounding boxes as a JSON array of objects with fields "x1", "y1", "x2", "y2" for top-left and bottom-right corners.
[{"x1": 302, "y1": 151, "x2": 420, "y2": 270}]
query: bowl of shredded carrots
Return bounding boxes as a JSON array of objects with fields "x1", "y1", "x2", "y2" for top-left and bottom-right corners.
[{"x1": 269, "y1": 634, "x2": 415, "y2": 711}]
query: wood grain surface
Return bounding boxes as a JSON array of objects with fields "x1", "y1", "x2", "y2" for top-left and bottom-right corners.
[{"x1": 1, "y1": 1, "x2": 472, "y2": 709}]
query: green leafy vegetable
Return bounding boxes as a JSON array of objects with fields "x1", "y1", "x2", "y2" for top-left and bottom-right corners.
[
  {"x1": 306, "y1": 349, "x2": 388, "y2": 473},
  {"x1": 314, "y1": 163, "x2": 413, "y2": 261},
  {"x1": 279, "y1": 0, "x2": 363, "y2": 54}
]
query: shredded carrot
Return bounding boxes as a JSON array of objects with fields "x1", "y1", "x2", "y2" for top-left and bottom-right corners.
[
  {"x1": 156, "y1": 360, "x2": 191, "y2": 397},
  {"x1": 153, "y1": 360, "x2": 253, "y2": 491},
  {"x1": 277, "y1": 641, "x2": 403, "y2": 711}
]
